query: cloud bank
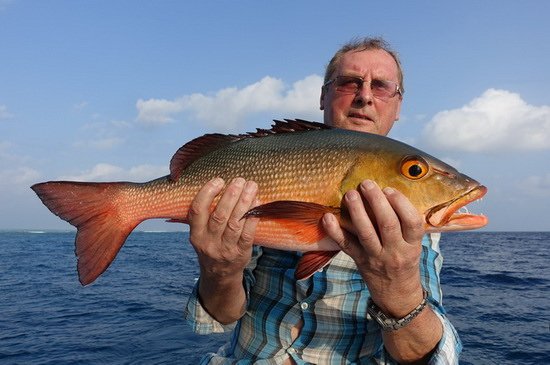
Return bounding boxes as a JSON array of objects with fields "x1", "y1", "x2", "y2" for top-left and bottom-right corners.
[
  {"x1": 0, "y1": 141, "x2": 40, "y2": 189},
  {"x1": 423, "y1": 89, "x2": 550, "y2": 152},
  {"x1": 136, "y1": 75, "x2": 323, "y2": 130}
]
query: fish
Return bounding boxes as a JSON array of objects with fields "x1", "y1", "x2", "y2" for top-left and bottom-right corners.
[{"x1": 31, "y1": 119, "x2": 488, "y2": 285}]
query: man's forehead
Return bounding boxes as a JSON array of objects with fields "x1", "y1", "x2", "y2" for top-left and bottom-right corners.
[{"x1": 337, "y1": 49, "x2": 398, "y2": 75}]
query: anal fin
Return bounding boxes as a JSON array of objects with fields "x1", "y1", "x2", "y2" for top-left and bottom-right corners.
[{"x1": 295, "y1": 251, "x2": 339, "y2": 280}]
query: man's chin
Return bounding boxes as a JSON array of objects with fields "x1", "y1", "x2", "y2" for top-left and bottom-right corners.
[{"x1": 344, "y1": 117, "x2": 378, "y2": 133}]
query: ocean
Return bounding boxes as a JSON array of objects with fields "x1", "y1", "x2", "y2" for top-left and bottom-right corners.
[{"x1": 0, "y1": 231, "x2": 548, "y2": 364}]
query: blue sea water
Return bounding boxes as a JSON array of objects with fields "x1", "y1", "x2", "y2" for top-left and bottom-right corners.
[{"x1": 0, "y1": 231, "x2": 548, "y2": 364}]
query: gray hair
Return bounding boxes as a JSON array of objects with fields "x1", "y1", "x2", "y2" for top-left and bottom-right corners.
[{"x1": 324, "y1": 37, "x2": 404, "y2": 95}]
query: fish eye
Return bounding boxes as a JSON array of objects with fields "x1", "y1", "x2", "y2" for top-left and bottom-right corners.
[{"x1": 400, "y1": 156, "x2": 429, "y2": 180}]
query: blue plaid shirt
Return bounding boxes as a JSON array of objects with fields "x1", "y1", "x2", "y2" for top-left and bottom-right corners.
[{"x1": 185, "y1": 234, "x2": 462, "y2": 364}]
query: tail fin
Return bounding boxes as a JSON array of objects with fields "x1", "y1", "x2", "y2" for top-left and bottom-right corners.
[{"x1": 31, "y1": 181, "x2": 142, "y2": 285}]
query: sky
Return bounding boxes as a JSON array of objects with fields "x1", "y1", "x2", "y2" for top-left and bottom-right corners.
[{"x1": 1, "y1": 1, "x2": 549, "y2": 231}]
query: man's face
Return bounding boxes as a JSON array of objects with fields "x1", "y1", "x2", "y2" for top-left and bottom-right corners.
[{"x1": 320, "y1": 49, "x2": 402, "y2": 136}]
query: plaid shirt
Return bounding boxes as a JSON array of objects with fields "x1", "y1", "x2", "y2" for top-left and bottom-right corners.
[{"x1": 185, "y1": 234, "x2": 462, "y2": 364}]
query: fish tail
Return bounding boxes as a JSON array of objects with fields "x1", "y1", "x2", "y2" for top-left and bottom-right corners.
[{"x1": 31, "y1": 181, "x2": 143, "y2": 285}]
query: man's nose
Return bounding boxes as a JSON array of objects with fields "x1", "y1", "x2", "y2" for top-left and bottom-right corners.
[{"x1": 353, "y1": 84, "x2": 374, "y2": 106}]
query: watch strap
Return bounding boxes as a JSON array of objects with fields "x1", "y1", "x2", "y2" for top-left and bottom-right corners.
[{"x1": 367, "y1": 289, "x2": 429, "y2": 331}]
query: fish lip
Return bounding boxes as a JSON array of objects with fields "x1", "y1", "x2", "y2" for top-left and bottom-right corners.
[{"x1": 425, "y1": 185, "x2": 488, "y2": 231}]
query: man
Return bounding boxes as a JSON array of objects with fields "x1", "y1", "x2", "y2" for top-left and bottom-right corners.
[{"x1": 185, "y1": 37, "x2": 461, "y2": 364}]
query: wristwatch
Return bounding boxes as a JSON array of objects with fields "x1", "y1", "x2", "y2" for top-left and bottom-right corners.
[{"x1": 367, "y1": 289, "x2": 429, "y2": 331}]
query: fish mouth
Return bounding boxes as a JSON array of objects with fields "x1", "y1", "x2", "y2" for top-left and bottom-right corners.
[{"x1": 425, "y1": 185, "x2": 488, "y2": 232}]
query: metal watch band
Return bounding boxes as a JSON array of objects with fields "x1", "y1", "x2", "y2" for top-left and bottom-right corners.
[{"x1": 367, "y1": 289, "x2": 429, "y2": 331}]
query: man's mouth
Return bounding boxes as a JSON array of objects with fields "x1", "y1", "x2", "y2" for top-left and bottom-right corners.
[{"x1": 348, "y1": 113, "x2": 374, "y2": 122}]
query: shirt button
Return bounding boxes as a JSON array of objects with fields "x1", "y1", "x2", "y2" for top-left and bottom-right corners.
[
  {"x1": 288, "y1": 347, "x2": 296, "y2": 354},
  {"x1": 300, "y1": 302, "x2": 309, "y2": 310}
]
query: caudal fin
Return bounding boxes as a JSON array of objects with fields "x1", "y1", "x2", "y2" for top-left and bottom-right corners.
[{"x1": 31, "y1": 181, "x2": 142, "y2": 285}]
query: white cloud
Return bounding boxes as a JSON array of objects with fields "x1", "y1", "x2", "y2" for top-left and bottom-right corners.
[
  {"x1": 0, "y1": 142, "x2": 40, "y2": 188},
  {"x1": 423, "y1": 89, "x2": 550, "y2": 151},
  {"x1": 0, "y1": 140, "x2": 33, "y2": 167},
  {"x1": 0, "y1": 105, "x2": 13, "y2": 120},
  {"x1": 59, "y1": 163, "x2": 168, "y2": 182},
  {"x1": 136, "y1": 75, "x2": 324, "y2": 130},
  {"x1": 136, "y1": 98, "x2": 184, "y2": 125},
  {"x1": 439, "y1": 156, "x2": 462, "y2": 170},
  {"x1": 0, "y1": 166, "x2": 40, "y2": 187},
  {"x1": 75, "y1": 120, "x2": 132, "y2": 150}
]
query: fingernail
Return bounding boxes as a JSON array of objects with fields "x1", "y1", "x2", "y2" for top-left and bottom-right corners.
[
  {"x1": 244, "y1": 181, "x2": 257, "y2": 193},
  {"x1": 232, "y1": 177, "x2": 245, "y2": 187},
  {"x1": 361, "y1": 180, "x2": 375, "y2": 191},
  {"x1": 383, "y1": 187, "x2": 395, "y2": 195},
  {"x1": 211, "y1": 177, "x2": 224, "y2": 187},
  {"x1": 323, "y1": 213, "x2": 335, "y2": 225},
  {"x1": 346, "y1": 190, "x2": 360, "y2": 201}
]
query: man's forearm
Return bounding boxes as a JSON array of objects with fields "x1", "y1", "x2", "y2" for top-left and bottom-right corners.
[
  {"x1": 382, "y1": 306, "x2": 443, "y2": 364},
  {"x1": 198, "y1": 271, "x2": 247, "y2": 325}
]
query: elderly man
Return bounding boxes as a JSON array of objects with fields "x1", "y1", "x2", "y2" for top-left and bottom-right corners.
[{"x1": 185, "y1": 37, "x2": 461, "y2": 364}]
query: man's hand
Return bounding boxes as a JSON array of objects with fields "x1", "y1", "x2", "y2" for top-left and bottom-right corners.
[
  {"x1": 322, "y1": 179, "x2": 442, "y2": 363},
  {"x1": 188, "y1": 177, "x2": 259, "y2": 324},
  {"x1": 322, "y1": 179, "x2": 424, "y2": 314}
]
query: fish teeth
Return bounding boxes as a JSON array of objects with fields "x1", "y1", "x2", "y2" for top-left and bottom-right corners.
[{"x1": 459, "y1": 206, "x2": 470, "y2": 214}]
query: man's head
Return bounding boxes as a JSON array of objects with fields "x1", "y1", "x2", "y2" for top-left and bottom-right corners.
[{"x1": 320, "y1": 37, "x2": 404, "y2": 136}]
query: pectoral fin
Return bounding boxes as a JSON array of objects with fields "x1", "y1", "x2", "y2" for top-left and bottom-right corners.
[{"x1": 243, "y1": 201, "x2": 340, "y2": 243}]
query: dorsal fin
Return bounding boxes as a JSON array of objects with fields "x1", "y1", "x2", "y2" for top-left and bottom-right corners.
[
  {"x1": 273, "y1": 119, "x2": 330, "y2": 133},
  {"x1": 169, "y1": 119, "x2": 331, "y2": 181},
  {"x1": 169, "y1": 133, "x2": 240, "y2": 181}
]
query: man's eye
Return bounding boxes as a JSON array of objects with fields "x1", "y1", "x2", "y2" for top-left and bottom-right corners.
[
  {"x1": 341, "y1": 81, "x2": 357, "y2": 87},
  {"x1": 337, "y1": 77, "x2": 361, "y2": 89},
  {"x1": 371, "y1": 79, "x2": 388, "y2": 90}
]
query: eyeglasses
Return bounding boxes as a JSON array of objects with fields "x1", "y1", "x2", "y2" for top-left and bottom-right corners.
[{"x1": 323, "y1": 75, "x2": 402, "y2": 100}]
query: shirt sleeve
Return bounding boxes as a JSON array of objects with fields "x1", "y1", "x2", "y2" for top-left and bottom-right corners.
[
  {"x1": 183, "y1": 246, "x2": 262, "y2": 334},
  {"x1": 428, "y1": 311, "x2": 463, "y2": 365},
  {"x1": 422, "y1": 233, "x2": 463, "y2": 364}
]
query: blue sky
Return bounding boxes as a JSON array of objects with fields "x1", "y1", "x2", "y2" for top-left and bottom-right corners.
[{"x1": 1, "y1": 1, "x2": 549, "y2": 231}]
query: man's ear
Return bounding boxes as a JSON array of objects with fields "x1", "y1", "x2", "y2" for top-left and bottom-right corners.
[{"x1": 319, "y1": 87, "x2": 325, "y2": 110}]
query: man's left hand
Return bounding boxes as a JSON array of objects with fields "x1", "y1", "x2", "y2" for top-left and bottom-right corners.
[{"x1": 322, "y1": 179, "x2": 425, "y2": 317}]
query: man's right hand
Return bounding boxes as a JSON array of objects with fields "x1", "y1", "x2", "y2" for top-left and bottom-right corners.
[{"x1": 188, "y1": 177, "x2": 259, "y2": 323}]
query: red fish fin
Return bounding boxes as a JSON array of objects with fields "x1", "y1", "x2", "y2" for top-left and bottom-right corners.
[
  {"x1": 295, "y1": 251, "x2": 339, "y2": 280},
  {"x1": 31, "y1": 181, "x2": 142, "y2": 285},
  {"x1": 244, "y1": 201, "x2": 340, "y2": 243},
  {"x1": 169, "y1": 120, "x2": 330, "y2": 181},
  {"x1": 274, "y1": 119, "x2": 330, "y2": 132},
  {"x1": 169, "y1": 134, "x2": 241, "y2": 181}
]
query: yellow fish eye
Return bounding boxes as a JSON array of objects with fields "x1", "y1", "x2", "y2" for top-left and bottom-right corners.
[{"x1": 400, "y1": 156, "x2": 429, "y2": 180}]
